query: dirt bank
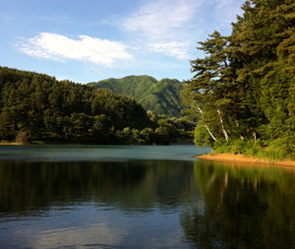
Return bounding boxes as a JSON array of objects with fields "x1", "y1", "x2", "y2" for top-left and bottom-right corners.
[{"x1": 196, "y1": 153, "x2": 295, "y2": 167}]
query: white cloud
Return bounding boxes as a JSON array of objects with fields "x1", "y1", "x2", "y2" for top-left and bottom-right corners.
[
  {"x1": 122, "y1": 0, "x2": 204, "y2": 60},
  {"x1": 17, "y1": 33, "x2": 133, "y2": 66},
  {"x1": 122, "y1": 0, "x2": 204, "y2": 41},
  {"x1": 149, "y1": 42, "x2": 190, "y2": 60}
]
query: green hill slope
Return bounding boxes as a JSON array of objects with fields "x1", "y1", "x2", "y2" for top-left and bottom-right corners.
[
  {"x1": 88, "y1": 76, "x2": 184, "y2": 117},
  {"x1": 0, "y1": 67, "x2": 152, "y2": 143}
]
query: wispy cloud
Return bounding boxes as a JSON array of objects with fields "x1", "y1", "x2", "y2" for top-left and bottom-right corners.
[
  {"x1": 123, "y1": 0, "x2": 202, "y2": 40},
  {"x1": 17, "y1": 33, "x2": 133, "y2": 66},
  {"x1": 121, "y1": 0, "x2": 205, "y2": 60},
  {"x1": 148, "y1": 42, "x2": 190, "y2": 60}
]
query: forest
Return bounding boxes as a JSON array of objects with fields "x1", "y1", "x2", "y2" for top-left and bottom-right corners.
[
  {"x1": 181, "y1": 0, "x2": 295, "y2": 160},
  {"x1": 0, "y1": 67, "x2": 193, "y2": 145}
]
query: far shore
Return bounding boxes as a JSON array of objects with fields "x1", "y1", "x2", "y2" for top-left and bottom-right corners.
[
  {"x1": 0, "y1": 141, "x2": 194, "y2": 146},
  {"x1": 196, "y1": 153, "x2": 295, "y2": 168},
  {"x1": 0, "y1": 142, "x2": 23, "y2": 146}
]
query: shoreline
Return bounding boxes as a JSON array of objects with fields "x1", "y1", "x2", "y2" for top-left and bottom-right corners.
[
  {"x1": 0, "y1": 142, "x2": 23, "y2": 146},
  {"x1": 196, "y1": 153, "x2": 295, "y2": 167}
]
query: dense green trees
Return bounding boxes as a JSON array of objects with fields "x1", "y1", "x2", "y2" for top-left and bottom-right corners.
[
  {"x1": 0, "y1": 67, "x2": 193, "y2": 144},
  {"x1": 182, "y1": 0, "x2": 295, "y2": 159}
]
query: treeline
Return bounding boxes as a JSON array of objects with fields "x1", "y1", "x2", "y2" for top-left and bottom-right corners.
[
  {"x1": 0, "y1": 67, "x2": 193, "y2": 144},
  {"x1": 182, "y1": 0, "x2": 295, "y2": 159}
]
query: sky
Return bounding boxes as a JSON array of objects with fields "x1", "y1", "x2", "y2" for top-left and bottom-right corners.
[{"x1": 0, "y1": 0, "x2": 245, "y2": 83}]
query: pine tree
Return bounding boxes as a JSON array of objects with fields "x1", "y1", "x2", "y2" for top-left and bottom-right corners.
[{"x1": 183, "y1": 0, "x2": 295, "y2": 158}]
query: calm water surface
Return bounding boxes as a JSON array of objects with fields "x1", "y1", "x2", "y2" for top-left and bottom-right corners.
[{"x1": 1, "y1": 145, "x2": 295, "y2": 249}]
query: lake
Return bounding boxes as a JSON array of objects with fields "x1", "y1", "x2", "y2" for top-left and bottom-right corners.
[{"x1": 0, "y1": 145, "x2": 295, "y2": 249}]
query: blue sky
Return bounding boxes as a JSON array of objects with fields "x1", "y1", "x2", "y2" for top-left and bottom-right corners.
[{"x1": 1, "y1": 0, "x2": 245, "y2": 83}]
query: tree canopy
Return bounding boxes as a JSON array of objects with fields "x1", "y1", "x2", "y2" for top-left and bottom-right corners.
[{"x1": 181, "y1": 0, "x2": 295, "y2": 159}]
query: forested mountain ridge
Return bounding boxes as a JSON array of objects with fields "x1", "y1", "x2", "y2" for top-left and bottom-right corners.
[
  {"x1": 0, "y1": 67, "x2": 193, "y2": 144},
  {"x1": 182, "y1": 0, "x2": 295, "y2": 160},
  {"x1": 88, "y1": 76, "x2": 185, "y2": 117}
]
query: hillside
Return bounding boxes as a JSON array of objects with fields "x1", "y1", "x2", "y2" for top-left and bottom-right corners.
[
  {"x1": 0, "y1": 67, "x2": 194, "y2": 145},
  {"x1": 88, "y1": 76, "x2": 185, "y2": 117},
  {"x1": 0, "y1": 67, "x2": 151, "y2": 143}
]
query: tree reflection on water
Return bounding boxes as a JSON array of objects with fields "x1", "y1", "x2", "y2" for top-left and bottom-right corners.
[
  {"x1": 180, "y1": 161, "x2": 295, "y2": 249},
  {"x1": 2, "y1": 156, "x2": 295, "y2": 248}
]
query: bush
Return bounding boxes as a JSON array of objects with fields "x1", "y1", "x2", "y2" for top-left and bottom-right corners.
[
  {"x1": 264, "y1": 137, "x2": 295, "y2": 160},
  {"x1": 213, "y1": 137, "x2": 295, "y2": 160},
  {"x1": 244, "y1": 139, "x2": 262, "y2": 157},
  {"x1": 213, "y1": 138, "x2": 265, "y2": 157}
]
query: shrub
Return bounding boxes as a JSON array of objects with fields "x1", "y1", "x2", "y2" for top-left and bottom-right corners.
[{"x1": 264, "y1": 137, "x2": 295, "y2": 160}]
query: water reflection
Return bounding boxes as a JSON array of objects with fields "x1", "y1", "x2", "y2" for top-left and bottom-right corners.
[
  {"x1": 0, "y1": 160, "x2": 197, "y2": 215},
  {"x1": 25, "y1": 221, "x2": 127, "y2": 249},
  {"x1": 180, "y1": 161, "x2": 295, "y2": 249},
  {"x1": 0, "y1": 159, "x2": 197, "y2": 248},
  {"x1": 1, "y1": 147, "x2": 295, "y2": 248},
  {"x1": 0, "y1": 145, "x2": 208, "y2": 162}
]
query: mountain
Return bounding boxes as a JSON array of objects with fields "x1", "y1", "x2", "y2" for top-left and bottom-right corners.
[{"x1": 88, "y1": 76, "x2": 185, "y2": 117}]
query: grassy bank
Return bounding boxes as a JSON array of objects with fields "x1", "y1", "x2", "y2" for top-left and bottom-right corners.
[
  {"x1": 196, "y1": 153, "x2": 295, "y2": 167},
  {"x1": 208, "y1": 138, "x2": 295, "y2": 161},
  {"x1": 194, "y1": 137, "x2": 295, "y2": 167}
]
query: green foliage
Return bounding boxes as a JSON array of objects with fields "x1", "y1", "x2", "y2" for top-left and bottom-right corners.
[
  {"x1": 212, "y1": 139, "x2": 263, "y2": 156},
  {"x1": 0, "y1": 67, "x2": 194, "y2": 145},
  {"x1": 193, "y1": 121, "x2": 213, "y2": 148},
  {"x1": 182, "y1": 0, "x2": 295, "y2": 159},
  {"x1": 264, "y1": 137, "x2": 295, "y2": 161},
  {"x1": 88, "y1": 75, "x2": 185, "y2": 117}
]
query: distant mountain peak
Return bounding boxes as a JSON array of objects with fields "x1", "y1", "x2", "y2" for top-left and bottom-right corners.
[{"x1": 88, "y1": 75, "x2": 184, "y2": 117}]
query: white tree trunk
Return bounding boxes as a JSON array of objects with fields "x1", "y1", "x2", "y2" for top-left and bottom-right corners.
[
  {"x1": 204, "y1": 124, "x2": 217, "y2": 141},
  {"x1": 217, "y1": 109, "x2": 229, "y2": 141},
  {"x1": 196, "y1": 105, "x2": 217, "y2": 141}
]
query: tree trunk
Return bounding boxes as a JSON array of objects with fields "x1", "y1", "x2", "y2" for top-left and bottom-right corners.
[
  {"x1": 11, "y1": 120, "x2": 15, "y2": 132},
  {"x1": 217, "y1": 109, "x2": 229, "y2": 141},
  {"x1": 196, "y1": 105, "x2": 217, "y2": 141},
  {"x1": 204, "y1": 124, "x2": 217, "y2": 141}
]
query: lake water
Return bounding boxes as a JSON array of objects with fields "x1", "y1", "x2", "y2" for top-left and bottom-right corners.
[{"x1": 1, "y1": 145, "x2": 295, "y2": 249}]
